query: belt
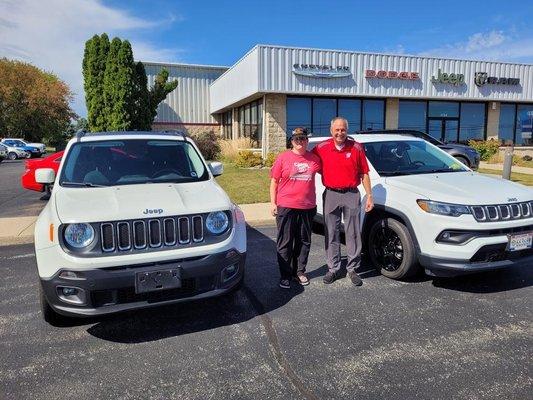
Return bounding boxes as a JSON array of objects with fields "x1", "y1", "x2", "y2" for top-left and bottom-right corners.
[{"x1": 326, "y1": 187, "x2": 359, "y2": 193}]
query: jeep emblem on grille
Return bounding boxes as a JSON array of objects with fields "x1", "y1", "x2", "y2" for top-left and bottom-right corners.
[
  {"x1": 143, "y1": 208, "x2": 163, "y2": 215},
  {"x1": 508, "y1": 198, "x2": 518, "y2": 202}
]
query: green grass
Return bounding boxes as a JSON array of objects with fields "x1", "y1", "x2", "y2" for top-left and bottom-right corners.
[
  {"x1": 215, "y1": 163, "x2": 271, "y2": 204},
  {"x1": 477, "y1": 168, "x2": 533, "y2": 186}
]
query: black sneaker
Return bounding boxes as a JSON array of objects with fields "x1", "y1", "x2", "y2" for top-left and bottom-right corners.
[
  {"x1": 323, "y1": 271, "x2": 337, "y2": 284},
  {"x1": 279, "y1": 279, "x2": 290, "y2": 289},
  {"x1": 347, "y1": 271, "x2": 363, "y2": 286}
]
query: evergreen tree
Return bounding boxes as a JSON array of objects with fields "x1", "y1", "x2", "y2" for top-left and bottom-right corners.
[
  {"x1": 132, "y1": 61, "x2": 151, "y2": 130},
  {"x1": 148, "y1": 68, "x2": 179, "y2": 126},
  {"x1": 103, "y1": 37, "x2": 122, "y2": 130}
]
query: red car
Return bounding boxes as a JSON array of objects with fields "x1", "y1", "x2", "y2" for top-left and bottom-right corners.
[{"x1": 21, "y1": 151, "x2": 64, "y2": 192}]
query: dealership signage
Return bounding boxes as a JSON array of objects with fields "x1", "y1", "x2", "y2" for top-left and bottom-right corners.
[
  {"x1": 474, "y1": 72, "x2": 520, "y2": 87},
  {"x1": 365, "y1": 69, "x2": 419, "y2": 80},
  {"x1": 431, "y1": 69, "x2": 465, "y2": 86},
  {"x1": 292, "y1": 64, "x2": 351, "y2": 78}
]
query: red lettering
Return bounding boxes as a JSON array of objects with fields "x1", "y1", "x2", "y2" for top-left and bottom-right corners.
[
  {"x1": 387, "y1": 71, "x2": 398, "y2": 78},
  {"x1": 398, "y1": 72, "x2": 409, "y2": 79},
  {"x1": 365, "y1": 69, "x2": 376, "y2": 78},
  {"x1": 410, "y1": 72, "x2": 419, "y2": 80},
  {"x1": 377, "y1": 70, "x2": 387, "y2": 78}
]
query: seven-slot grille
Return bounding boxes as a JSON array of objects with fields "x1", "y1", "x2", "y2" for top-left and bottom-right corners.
[
  {"x1": 470, "y1": 201, "x2": 533, "y2": 222},
  {"x1": 100, "y1": 215, "x2": 204, "y2": 252}
]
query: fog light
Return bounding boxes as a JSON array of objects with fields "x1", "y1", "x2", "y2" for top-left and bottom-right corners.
[
  {"x1": 225, "y1": 249, "x2": 238, "y2": 259},
  {"x1": 222, "y1": 264, "x2": 239, "y2": 282},
  {"x1": 57, "y1": 286, "x2": 86, "y2": 305},
  {"x1": 441, "y1": 232, "x2": 451, "y2": 240}
]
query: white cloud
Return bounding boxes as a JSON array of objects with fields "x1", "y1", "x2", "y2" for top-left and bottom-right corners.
[
  {"x1": 419, "y1": 30, "x2": 533, "y2": 63},
  {"x1": 0, "y1": 0, "x2": 182, "y2": 116}
]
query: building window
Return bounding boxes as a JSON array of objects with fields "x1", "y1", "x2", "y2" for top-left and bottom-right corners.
[
  {"x1": 398, "y1": 101, "x2": 426, "y2": 131},
  {"x1": 238, "y1": 99, "x2": 263, "y2": 148},
  {"x1": 498, "y1": 104, "x2": 516, "y2": 145},
  {"x1": 362, "y1": 99, "x2": 385, "y2": 130},
  {"x1": 222, "y1": 110, "x2": 232, "y2": 139},
  {"x1": 338, "y1": 99, "x2": 361, "y2": 134},
  {"x1": 313, "y1": 98, "x2": 336, "y2": 136},
  {"x1": 516, "y1": 104, "x2": 533, "y2": 146},
  {"x1": 428, "y1": 101, "x2": 459, "y2": 118},
  {"x1": 459, "y1": 103, "x2": 486, "y2": 143},
  {"x1": 287, "y1": 97, "x2": 312, "y2": 134}
]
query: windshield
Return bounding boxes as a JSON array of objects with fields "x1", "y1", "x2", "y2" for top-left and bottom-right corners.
[
  {"x1": 59, "y1": 139, "x2": 209, "y2": 187},
  {"x1": 363, "y1": 140, "x2": 468, "y2": 177}
]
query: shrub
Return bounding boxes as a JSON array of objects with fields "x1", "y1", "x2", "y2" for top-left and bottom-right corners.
[
  {"x1": 468, "y1": 139, "x2": 500, "y2": 161},
  {"x1": 263, "y1": 152, "x2": 279, "y2": 167},
  {"x1": 235, "y1": 150, "x2": 263, "y2": 168},
  {"x1": 191, "y1": 131, "x2": 220, "y2": 161},
  {"x1": 219, "y1": 138, "x2": 254, "y2": 163}
]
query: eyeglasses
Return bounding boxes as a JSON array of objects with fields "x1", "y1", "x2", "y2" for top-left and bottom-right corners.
[{"x1": 292, "y1": 137, "x2": 308, "y2": 142}]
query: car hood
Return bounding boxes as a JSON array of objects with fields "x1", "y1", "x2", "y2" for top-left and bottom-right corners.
[
  {"x1": 439, "y1": 143, "x2": 477, "y2": 152},
  {"x1": 386, "y1": 171, "x2": 533, "y2": 204},
  {"x1": 54, "y1": 181, "x2": 231, "y2": 223}
]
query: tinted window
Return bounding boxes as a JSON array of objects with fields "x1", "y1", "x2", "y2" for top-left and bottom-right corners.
[
  {"x1": 428, "y1": 101, "x2": 459, "y2": 118},
  {"x1": 313, "y1": 98, "x2": 336, "y2": 136},
  {"x1": 287, "y1": 98, "x2": 312, "y2": 135},
  {"x1": 60, "y1": 140, "x2": 208, "y2": 187},
  {"x1": 338, "y1": 99, "x2": 361, "y2": 133},
  {"x1": 399, "y1": 101, "x2": 426, "y2": 131},
  {"x1": 362, "y1": 100, "x2": 384, "y2": 130},
  {"x1": 516, "y1": 104, "x2": 533, "y2": 146},
  {"x1": 499, "y1": 103, "x2": 516, "y2": 145},
  {"x1": 459, "y1": 103, "x2": 485, "y2": 142}
]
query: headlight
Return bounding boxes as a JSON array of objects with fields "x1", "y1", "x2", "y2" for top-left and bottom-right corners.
[
  {"x1": 205, "y1": 211, "x2": 229, "y2": 234},
  {"x1": 417, "y1": 200, "x2": 471, "y2": 217},
  {"x1": 64, "y1": 223, "x2": 95, "y2": 248}
]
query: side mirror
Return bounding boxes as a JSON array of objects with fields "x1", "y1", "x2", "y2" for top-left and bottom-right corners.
[
  {"x1": 35, "y1": 168, "x2": 56, "y2": 184},
  {"x1": 209, "y1": 161, "x2": 223, "y2": 177}
]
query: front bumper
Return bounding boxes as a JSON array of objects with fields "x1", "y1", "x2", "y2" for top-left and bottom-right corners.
[
  {"x1": 419, "y1": 246, "x2": 533, "y2": 277},
  {"x1": 40, "y1": 248, "x2": 246, "y2": 317}
]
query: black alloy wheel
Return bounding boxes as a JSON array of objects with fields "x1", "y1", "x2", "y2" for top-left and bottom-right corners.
[{"x1": 368, "y1": 217, "x2": 418, "y2": 279}]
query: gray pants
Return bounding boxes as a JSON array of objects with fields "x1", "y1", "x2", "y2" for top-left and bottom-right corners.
[{"x1": 323, "y1": 189, "x2": 362, "y2": 274}]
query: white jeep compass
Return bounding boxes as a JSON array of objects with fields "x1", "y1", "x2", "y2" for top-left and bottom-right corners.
[
  {"x1": 312, "y1": 134, "x2": 533, "y2": 279},
  {"x1": 34, "y1": 131, "x2": 246, "y2": 324}
]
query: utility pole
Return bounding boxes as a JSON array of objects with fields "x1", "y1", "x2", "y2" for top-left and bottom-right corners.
[{"x1": 502, "y1": 145, "x2": 513, "y2": 180}]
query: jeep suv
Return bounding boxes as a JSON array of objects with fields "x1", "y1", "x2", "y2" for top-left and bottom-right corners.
[
  {"x1": 312, "y1": 134, "x2": 532, "y2": 279},
  {"x1": 34, "y1": 131, "x2": 246, "y2": 324}
]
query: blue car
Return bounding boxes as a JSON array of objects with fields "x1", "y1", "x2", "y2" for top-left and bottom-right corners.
[{"x1": 1, "y1": 139, "x2": 41, "y2": 158}]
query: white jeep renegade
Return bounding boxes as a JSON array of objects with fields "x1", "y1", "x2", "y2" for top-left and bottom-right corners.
[
  {"x1": 34, "y1": 131, "x2": 246, "y2": 324},
  {"x1": 312, "y1": 134, "x2": 533, "y2": 279}
]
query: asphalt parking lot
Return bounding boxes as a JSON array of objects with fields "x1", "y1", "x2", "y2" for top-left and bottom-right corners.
[{"x1": 1, "y1": 159, "x2": 532, "y2": 399}]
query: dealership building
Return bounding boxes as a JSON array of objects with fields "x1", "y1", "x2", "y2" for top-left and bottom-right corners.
[{"x1": 144, "y1": 44, "x2": 533, "y2": 156}]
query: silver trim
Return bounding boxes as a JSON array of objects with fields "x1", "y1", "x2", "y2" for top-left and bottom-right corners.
[
  {"x1": 471, "y1": 206, "x2": 487, "y2": 222},
  {"x1": 520, "y1": 202, "x2": 531, "y2": 218},
  {"x1": 486, "y1": 205, "x2": 499, "y2": 221},
  {"x1": 510, "y1": 203, "x2": 521, "y2": 219},
  {"x1": 498, "y1": 205, "x2": 511, "y2": 220},
  {"x1": 178, "y1": 217, "x2": 190, "y2": 244},
  {"x1": 163, "y1": 218, "x2": 177, "y2": 246},
  {"x1": 133, "y1": 220, "x2": 147, "y2": 249},
  {"x1": 117, "y1": 222, "x2": 131, "y2": 251},
  {"x1": 100, "y1": 223, "x2": 115, "y2": 252},
  {"x1": 148, "y1": 219, "x2": 162, "y2": 247},
  {"x1": 192, "y1": 215, "x2": 204, "y2": 242}
]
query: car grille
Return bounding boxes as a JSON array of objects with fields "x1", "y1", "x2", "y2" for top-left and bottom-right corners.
[
  {"x1": 470, "y1": 244, "x2": 533, "y2": 263},
  {"x1": 100, "y1": 215, "x2": 204, "y2": 253},
  {"x1": 470, "y1": 201, "x2": 533, "y2": 222}
]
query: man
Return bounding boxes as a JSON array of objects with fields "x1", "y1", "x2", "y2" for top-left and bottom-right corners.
[{"x1": 312, "y1": 117, "x2": 373, "y2": 286}]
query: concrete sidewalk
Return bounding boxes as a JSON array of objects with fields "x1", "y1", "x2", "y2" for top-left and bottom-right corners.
[{"x1": 0, "y1": 203, "x2": 275, "y2": 246}]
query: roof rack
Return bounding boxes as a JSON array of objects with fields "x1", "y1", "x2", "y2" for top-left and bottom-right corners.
[{"x1": 75, "y1": 130, "x2": 188, "y2": 141}]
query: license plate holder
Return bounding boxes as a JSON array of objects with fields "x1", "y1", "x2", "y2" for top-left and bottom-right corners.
[
  {"x1": 508, "y1": 232, "x2": 533, "y2": 252},
  {"x1": 135, "y1": 268, "x2": 181, "y2": 294}
]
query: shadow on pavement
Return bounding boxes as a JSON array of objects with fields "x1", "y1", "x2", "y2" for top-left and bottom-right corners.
[
  {"x1": 86, "y1": 226, "x2": 304, "y2": 343},
  {"x1": 431, "y1": 265, "x2": 533, "y2": 293}
]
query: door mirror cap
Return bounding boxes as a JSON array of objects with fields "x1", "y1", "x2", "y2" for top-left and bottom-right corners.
[
  {"x1": 209, "y1": 161, "x2": 223, "y2": 177},
  {"x1": 35, "y1": 168, "x2": 56, "y2": 184}
]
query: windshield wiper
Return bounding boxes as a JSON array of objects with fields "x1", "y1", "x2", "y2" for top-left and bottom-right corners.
[
  {"x1": 61, "y1": 181, "x2": 107, "y2": 188},
  {"x1": 378, "y1": 171, "x2": 408, "y2": 176}
]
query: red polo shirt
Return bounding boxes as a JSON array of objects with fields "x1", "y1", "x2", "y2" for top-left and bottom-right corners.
[{"x1": 312, "y1": 138, "x2": 369, "y2": 189}]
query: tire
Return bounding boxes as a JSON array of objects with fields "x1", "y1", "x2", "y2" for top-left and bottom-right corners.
[
  {"x1": 454, "y1": 155, "x2": 470, "y2": 168},
  {"x1": 368, "y1": 217, "x2": 419, "y2": 279},
  {"x1": 39, "y1": 284, "x2": 69, "y2": 326},
  {"x1": 8, "y1": 152, "x2": 17, "y2": 160}
]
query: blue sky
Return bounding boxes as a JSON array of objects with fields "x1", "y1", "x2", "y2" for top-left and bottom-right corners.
[{"x1": 1, "y1": 0, "x2": 532, "y2": 116}]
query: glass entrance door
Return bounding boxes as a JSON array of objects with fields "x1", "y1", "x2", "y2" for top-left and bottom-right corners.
[{"x1": 428, "y1": 118, "x2": 459, "y2": 143}]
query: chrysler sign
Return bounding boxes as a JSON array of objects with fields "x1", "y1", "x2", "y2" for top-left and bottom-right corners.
[{"x1": 292, "y1": 64, "x2": 351, "y2": 78}]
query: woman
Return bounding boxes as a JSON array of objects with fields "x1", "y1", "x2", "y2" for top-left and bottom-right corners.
[{"x1": 270, "y1": 127, "x2": 321, "y2": 289}]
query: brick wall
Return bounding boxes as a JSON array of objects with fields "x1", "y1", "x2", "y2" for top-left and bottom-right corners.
[{"x1": 264, "y1": 94, "x2": 287, "y2": 154}]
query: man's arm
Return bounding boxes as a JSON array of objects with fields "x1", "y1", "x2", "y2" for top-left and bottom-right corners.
[{"x1": 362, "y1": 174, "x2": 374, "y2": 212}]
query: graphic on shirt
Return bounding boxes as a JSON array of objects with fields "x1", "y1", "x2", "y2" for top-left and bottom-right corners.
[
  {"x1": 290, "y1": 162, "x2": 312, "y2": 181},
  {"x1": 346, "y1": 153, "x2": 351, "y2": 158}
]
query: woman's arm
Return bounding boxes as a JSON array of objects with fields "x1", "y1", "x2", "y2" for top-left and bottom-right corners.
[{"x1": 270, "y1": 178, "x2": 278, "y2": 216}]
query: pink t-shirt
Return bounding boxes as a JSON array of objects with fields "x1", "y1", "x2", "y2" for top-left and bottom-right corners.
[{"x1": 270, "y1": 150, "x2": 321, "y2": 209}]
